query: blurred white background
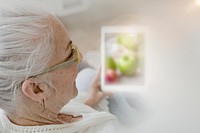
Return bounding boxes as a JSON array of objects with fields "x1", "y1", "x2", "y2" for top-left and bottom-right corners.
[{"x1": 37, "y1": 0, "x2": 200, "y2": 132}]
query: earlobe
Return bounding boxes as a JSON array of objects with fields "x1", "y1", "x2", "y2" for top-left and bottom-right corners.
[{"x1": 22, "y1": 79, "x2": 44, "y2": 102}]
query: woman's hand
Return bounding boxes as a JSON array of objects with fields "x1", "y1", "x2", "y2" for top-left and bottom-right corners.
[{"x1": 85, "y1": 68, "x2": 112, "y2": 107}]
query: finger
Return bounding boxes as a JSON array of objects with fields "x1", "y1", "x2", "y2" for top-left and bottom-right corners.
[
  {"x1": 94, "y1": 83, "x2": 101, "y2": 91},
  {"x1": 102, "y1": 91, "x2": 114, "y2": 97},
  {"x1": 91, "y1": 81, "x2": 101, "y2": 92},
  {"x1": 94, "y1": 67, "x2": 101, "y2": 82}
]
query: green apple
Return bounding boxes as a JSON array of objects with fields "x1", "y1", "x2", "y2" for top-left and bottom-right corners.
[
  {"x1": 105, "y1": 56, "x2": 117, "y2": 70},
  {"x1": 117, "y1": 33, "x2": 138, "y2": 51},
  {"x1": 117, "y1": 54, "x2": 138, "y2": 76}
]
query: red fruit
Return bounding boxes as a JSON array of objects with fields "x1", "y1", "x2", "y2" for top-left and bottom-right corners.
[{"x1": 105, "y1": 69, "x2": 118, "y2": 83}]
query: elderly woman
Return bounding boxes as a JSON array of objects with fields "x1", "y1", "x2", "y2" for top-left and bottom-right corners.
[{"x1": 0, "y1": 1, "x2": 120, "y2": 133}]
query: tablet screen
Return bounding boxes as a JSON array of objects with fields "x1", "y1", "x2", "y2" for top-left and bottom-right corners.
[{"x1": 101, "y1": 26, "x2": 146, "y2": 92}]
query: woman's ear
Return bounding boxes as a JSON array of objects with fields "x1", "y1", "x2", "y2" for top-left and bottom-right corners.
[{"x1": 22, "y1": 78, "x2": 44, "y2": 103}]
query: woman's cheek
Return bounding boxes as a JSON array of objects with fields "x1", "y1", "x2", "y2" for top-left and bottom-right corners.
[{"x1": 70, "y1": 65, "x2": 78, "y2": 78}]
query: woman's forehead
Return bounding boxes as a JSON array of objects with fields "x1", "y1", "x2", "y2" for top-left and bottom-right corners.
[
  {"x1": 47, "y1": 16, "x2": 69, "y2": 43},
  {"x1": 48, "y1": 16, "x2": 72, "y2": 66}
]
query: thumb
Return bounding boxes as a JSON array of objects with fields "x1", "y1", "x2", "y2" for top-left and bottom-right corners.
[{"x1": 93, "y1": 67, "x2": 101, "y2": 83}]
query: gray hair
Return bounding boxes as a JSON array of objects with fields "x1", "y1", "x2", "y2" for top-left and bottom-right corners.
[{"x1": 0, "y1": 0, "x2": 56, "y2": 113}]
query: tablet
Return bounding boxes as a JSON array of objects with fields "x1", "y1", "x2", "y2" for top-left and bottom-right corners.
[{"x1": 101, "y1": 26, "x2": 146, "y2": 92}]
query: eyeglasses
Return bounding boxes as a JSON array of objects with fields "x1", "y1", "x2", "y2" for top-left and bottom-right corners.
[{"x1": 30, "y1": 44, "x2": 81, "y2": 77}]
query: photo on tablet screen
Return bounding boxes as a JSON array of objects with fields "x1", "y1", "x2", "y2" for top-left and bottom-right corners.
[{"x1": 101, "y1": 26, "x2": 146, "y2": 91}]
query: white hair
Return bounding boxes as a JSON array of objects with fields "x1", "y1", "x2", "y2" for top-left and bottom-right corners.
[{"x1": 0, "y1": 0, "x2": 56, "y2": 113}]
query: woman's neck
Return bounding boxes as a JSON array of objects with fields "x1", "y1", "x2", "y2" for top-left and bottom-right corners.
[
  {"x1": 7, "y1": 97, "x2": 63, "y2": 126},
  {"x1": 8, "y1": 92, "x2": 82, "y2": 126},
  {"x1": 7, "y1": 112, "x2": 83, "y2": 126},
  {"x1": 7, "y1": 109, "x2": 61, "y2": 126}
]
